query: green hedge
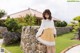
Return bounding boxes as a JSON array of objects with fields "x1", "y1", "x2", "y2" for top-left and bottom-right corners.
[{"x1": 54, "y1": 21, "x2": 67, "y2": 27}]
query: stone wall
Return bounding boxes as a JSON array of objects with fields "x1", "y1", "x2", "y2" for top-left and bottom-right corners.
[
  {"x1": 20, "y1": 26, "x2": 72, "y2": 53},
  {"x1": 56, "y1": 26, "x2": 72, "y2": 35},
  {"x1": 0, "y1": 26, "x2": 21, "y2": 45},
  {"x1": 2, "y1": 32, "x2": 21, "y2": 45},
  {"x1": 0, "y1": 27, "x2": 8, "y2": 38}
]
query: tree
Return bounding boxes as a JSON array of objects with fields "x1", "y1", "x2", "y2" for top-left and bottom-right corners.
[
  {"x1": 0, "y1": 9, "x2": 6, "y2": 26},
  {"x1": 70, "y1": 21, "x2": 78, "y2": 32},
  {"x1": 0, "y1": 9, "x2": 6, "y2": 18},
  {"x1": 73, "y1": 16, "x2": 80, "y2": 27},
  {"x1": 73, "y1": 16, "x2": 80, "y2": 40},
  {"x1": 24, "y1": 14, "x2": 36, "y2": 26}
]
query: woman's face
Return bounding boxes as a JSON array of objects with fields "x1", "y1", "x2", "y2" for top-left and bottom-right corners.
[{"x1": 45, "y1": 13, "x2": 49, "y2": 19}]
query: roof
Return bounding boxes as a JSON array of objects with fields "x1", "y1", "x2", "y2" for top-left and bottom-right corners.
[{"x1": 1, "y1": 8, "x2": 60, "y2": 21}]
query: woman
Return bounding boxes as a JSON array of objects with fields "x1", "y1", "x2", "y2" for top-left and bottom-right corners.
[{"x1": 36, "y1": 9, "x2": 57, "y2": 53}]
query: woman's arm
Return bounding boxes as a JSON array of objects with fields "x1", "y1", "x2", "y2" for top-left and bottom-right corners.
[
  {"x1": 52, "y1": 18, "x2": 57, "y2": 37},
  {"x1": 36, "y1": 19, "x2": 44, "y2": 38}
]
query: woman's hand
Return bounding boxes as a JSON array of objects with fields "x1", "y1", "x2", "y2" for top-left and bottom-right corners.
[
  {"x1": 54, "y1": 34, "x2": 57, "y2": 38},
  {"x1": 36, "y1": 34, "x2": 41, "y2": 38}
]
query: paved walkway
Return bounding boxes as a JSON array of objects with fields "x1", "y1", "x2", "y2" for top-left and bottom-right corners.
[
  {"x1": 65, "y1": 45, "x2": 80, "y2": 53},
  {"x1": 0, "y1": 39, "x2": 3, "y2": 47},
  {"x1": 0, "y1": 39, "x2": 4, "y2": 53},
  {"x1": 0, "y1": 39, "x2": 11, "y2": 53}
]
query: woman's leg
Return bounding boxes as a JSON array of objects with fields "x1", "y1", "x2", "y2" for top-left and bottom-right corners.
[
  {"x1": 51, "y1": 46, "x2": 56, "y2": 53},
  {"x1": 47, "y1": 46, "x2": 51, "y2": 53}
]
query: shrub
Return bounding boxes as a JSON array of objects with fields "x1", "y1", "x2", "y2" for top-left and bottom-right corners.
[
  {"x1": 4, "y1": 17, "x2": 21, "y2": 32},
  {"x1": 54, "y1": 21, "x2": 67, "y2": 27},
  {"x1": 0, "y1": 20, "x2": 5, "y2": 26},
  {"x1": 54, "y1": 21, "x2": 61, "y2": 27},
  {"x1": 61, "y1": 21, "x2": 67, "y2": 27}
]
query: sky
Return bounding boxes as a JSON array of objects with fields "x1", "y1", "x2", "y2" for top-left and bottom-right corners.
[{"x1": 0, "y1": 0, "x2": 80, "y2": 23}]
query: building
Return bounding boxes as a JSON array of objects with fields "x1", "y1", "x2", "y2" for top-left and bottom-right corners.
[{"x1": 1, "y1": 8, "x2": 60, "y2": 25}]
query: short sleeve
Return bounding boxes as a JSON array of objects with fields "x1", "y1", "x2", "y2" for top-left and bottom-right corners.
[{"x1": 35, "y1": 19, "x2": 44, "y2": 38}]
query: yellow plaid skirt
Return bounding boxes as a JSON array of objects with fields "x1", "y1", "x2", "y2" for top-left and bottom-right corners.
[{"x1": 37, "y1": 28, "x2": 55, "y2": 46}]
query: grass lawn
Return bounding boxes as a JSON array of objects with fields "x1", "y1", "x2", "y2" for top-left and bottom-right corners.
[
  {"x1": 56, "y1": 32, "x2": 80, "y2": 53},
  {"x1": 2, "y1": 42, "x2": 23, "y2": 53}
]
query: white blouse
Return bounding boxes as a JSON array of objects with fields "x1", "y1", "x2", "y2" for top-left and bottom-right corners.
[{"x1": 36, "y1": 18, "x2": 57, "y2": 38}]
